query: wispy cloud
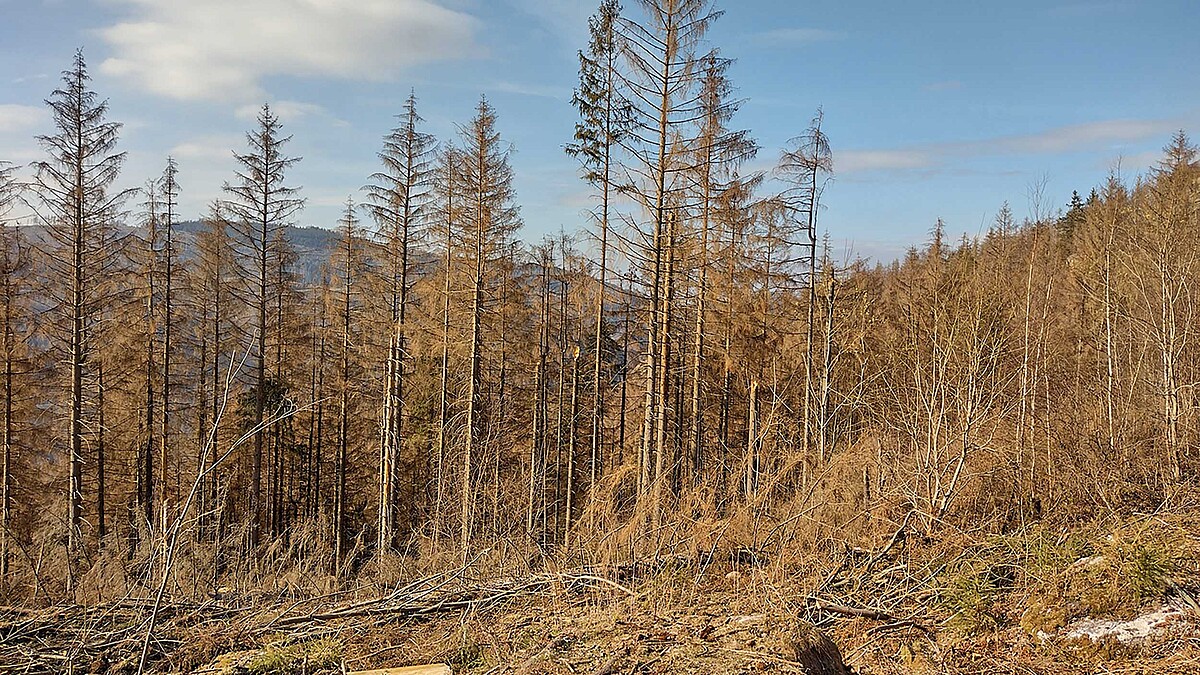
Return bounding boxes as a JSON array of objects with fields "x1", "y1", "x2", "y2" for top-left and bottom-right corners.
[
  {"x1": 11, "y1": 74, "x2": 49, "y2": 85},
  {"x1": 839, "y1": 149, "x2": 935, "y2": 173},
  {"x1": 490, "y1": 81, "x2": 571, "y2": 101},
  {"x1": 1094, "y1": 150, "x2": 1162, "y2": 174},
  {"x1": 236, "y1": 101, "x2": 322, "y2": 122},
  {"x1": 234, "y1": 100, "x2": 349, "y2": 127},
  {"x1": 994, "y1": 119, "x2": 1174, "y2": 154},
  {"x1": 752, "y1": 28, "x2": 847, "y2": 48},
  {"x1": 503, "y1": 0, "x2": 593, "y2": 45},
  {"x1": 170, "y1": 134, "x2": 244, "y2": 162},
  {"x1": 838, "y1": 117, "x2": 1179, "y2": 176},
  {"x1": 99, "y1": 0, "x2": 482, "y2": 102},
  {"x1": 0, "y1": 105, "x2": 45, "y2": 133}
]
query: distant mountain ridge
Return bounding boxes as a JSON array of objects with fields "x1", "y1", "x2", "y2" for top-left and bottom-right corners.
[
  {"x1": 17, "y1": 220, "x2": 341, "y2": 284},
  {"x1": 174, "y1": 220, "x2": 340, "y2": 282}
]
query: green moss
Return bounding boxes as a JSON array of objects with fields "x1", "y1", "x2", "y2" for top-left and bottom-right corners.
[
  {"x1": 1019, "y1": 597, "x2": 1069, "y2": 635},
  {"x1": 247, "y1": 638, "x2": 342, "y2": 674}
]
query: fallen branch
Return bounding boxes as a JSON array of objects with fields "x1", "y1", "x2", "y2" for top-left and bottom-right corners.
[{"x1": 807, "y1": 596, "x2": 896, "y2": 622}]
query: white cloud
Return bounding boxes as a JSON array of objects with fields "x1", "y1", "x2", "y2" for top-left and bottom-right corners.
[
  {"x1": 838, "y1": 118, "x2": 1179, "y2": 176},
  {"x1": 99, "y1": 0, "x2": 481, "y2": 102},
  {"x1": 0, "y1": 105, "x2": 45, "y2": 133},
  {"x1": 995, "y1": 119, "x2": 1176, "y2": 154},
  {"x1": 504, "y1": 0, "x2": 592, "y2": 42},
  {"x1": 235, "y1": 100, "x2": 324, "y2": 122},
  {"x1": 1096, "y1": 150, "x2": 1162, "y2": 174},
  {"x1": 170, "y1": 134, "x2": 244, "y2": 162},
  {"x1": 11, "y1": 74, "x2": 49, "y2": 85},
  {"x1": 839, "y1": 150, "x2": 933, "y2": 173},
  {"x1": 0, "y1": 106, "x2": 44, "y2": 168},
  {"x1": 490, "y1": 81, "x2": 570, "y2": 100}
]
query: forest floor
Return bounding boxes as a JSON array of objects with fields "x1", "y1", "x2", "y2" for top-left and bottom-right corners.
[
  {"x1": 4, "y1": 505, "x2": 1200, "y2": 673},
  {"x1": 197, "y1": 571, "x2": 1200, "y2": 675}
]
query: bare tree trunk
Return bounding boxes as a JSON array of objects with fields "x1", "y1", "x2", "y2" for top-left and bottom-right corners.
[
  {"x1": 689, "y1": 188, "x2": 711, "y2": 484},
  {"x1": 1018, "y1": 230, "x2": 1037, "y2": 512},
  {"x1": 801, "y1": 226, "x2": 817, "y2": 459},
  {"x1": 314, "y1": 310, "x2": 327, "y2": 523},
  {"x1": 720, "y1": 213, "x2": 736, "y2": 502},
  {"x1": 333, "y1": 204, "x2": 356, "y2": 571},
  {"x1": 252, "y1": 212, "x2": 268, "y2": 547},
  {"x1": 637, "y1": 12, "x2": 679, "y2": 504},
  {"x1": 96, "y1": 365, "x2": 107, "y2": 544},
  {"x1": 817, "y1": 255, "x2": 837, "y2": 462},
  {"x1": 554, "y1": 269, "x2": 568, "y2": 543},
  {"x1": 745, "y1": 378, "x2": 759, "y2": 498},
  {"x1": 619, "y1": 281, "x2": 631, "y2": 467},
  {"x1": 143, "y1": 228, "x2": 156, "y2": 530},
  {"x1": 589, "y1": 147, "x2": 610, "y2": 504},
  {"x1": 0, "y1": 267, "x2": 12, "y2": 581},
  {"x1": 652, "y1": 212, "x2": 678, "y2": 519},
  {"x1": 160, "y1": 161, "x2": 177, "y2": 531},
  {"x1": 195, "y1": 301, "x2": 209, "y2": 540},
  {"x1": 435, "y1": 188, "x2": 453, "y2": 550},
  {"x1": 1159, "y1": 253, "x2": 1182, "y2": 481},
  {"x1": 528, "y1": 251, "x2": 550, "y2": 544},
  {"x1": 68, "y1": 195, "x2": 85, "y2": 577},
  {"x1": 334, "y1": 356, "x2": 348, "y2": 571},
  {"x1": 565, "y1": 344, "x2": 580, "y2": 547},
  {"x1": 1104, "y1": 242, "x2": 1117, "y2": 458},
  {"x1": 461, "y1": 154, "x2": 487, "y2": 563}
]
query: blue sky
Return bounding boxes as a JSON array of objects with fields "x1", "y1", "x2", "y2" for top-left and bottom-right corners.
[{"x1": 1, "y1": 0, "x2": 1198, "y2": 261}]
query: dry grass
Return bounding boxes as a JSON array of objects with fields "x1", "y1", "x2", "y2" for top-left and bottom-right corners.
[{"x1": 3, "y1": 443, "x2": 1197, "y2": 673}]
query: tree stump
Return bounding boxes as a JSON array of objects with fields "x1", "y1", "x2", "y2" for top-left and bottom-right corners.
[{"x1": 790, "y1": 624, "x2": 851, "y2": 675}]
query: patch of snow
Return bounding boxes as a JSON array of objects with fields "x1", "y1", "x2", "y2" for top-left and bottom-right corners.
[
  {"x1": 1069, "y1": 555, "x2": 1107, "y2": 570},
  {"x1": 1061, "y1": 602, "x2": 1186, "y2": 644},
  {"x1": 731, "y1": 614, "x2": 766, "y2": 625}
]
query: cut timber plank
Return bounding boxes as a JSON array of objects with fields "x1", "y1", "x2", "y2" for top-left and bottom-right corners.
[{"x1": 348, "y1": 665, "x2": 452, "y2": 675}]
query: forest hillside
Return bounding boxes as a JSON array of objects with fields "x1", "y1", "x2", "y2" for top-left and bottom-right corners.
[{"x1": 0, "y1": 0, "x2": 1198, "y2": 673}]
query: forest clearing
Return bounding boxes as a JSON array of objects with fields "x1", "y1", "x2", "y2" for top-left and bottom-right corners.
[{"x1": 1, "y1": 0, "x2": 1200, "y2": 672}]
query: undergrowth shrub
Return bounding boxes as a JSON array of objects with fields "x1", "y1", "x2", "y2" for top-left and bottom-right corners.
[{"x1": 247, "y1": 637, "x2": 342, "y2": 674}]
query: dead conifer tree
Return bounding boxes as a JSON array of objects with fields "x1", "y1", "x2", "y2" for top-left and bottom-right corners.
[
  {"x1": 686, "y1": 52, "x2": 756, "y2": 483},
  {"x1": 0, "y1": 162, "x2": 29, "y2": 585},
  {"x1": 27, "y1": 51, "x2": 134, "y2": 574},
  {"x1": 364, "y1": 93, "x2": 436, "y2": 552},
  {"x1": 776, "y1": 109, "x2": 832, "y2": 459},
  {"x1": 222, "y1": 104, "x2": 304, "y2": 546},
  {"x1": 331, "y1": 199, "x2": 363, "y2": 569},
  {"x1": 615, "y1": 0, "x2": 721, "y2": 515},
  {"x1": 455, "y1": 97, "x2": 520, "y2": 561},
  {"x1": 568, "y1": 0, "x2": 630, "y2": 499}
]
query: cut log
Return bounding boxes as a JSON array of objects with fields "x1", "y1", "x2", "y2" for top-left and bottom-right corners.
[{"x1": 348, "y1": 665, "x2": 453, "y2": 675}]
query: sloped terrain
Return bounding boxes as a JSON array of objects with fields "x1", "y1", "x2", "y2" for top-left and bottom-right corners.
[{"x1": 6, "y1": 519, "x2": 1199, "y2": 675}]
